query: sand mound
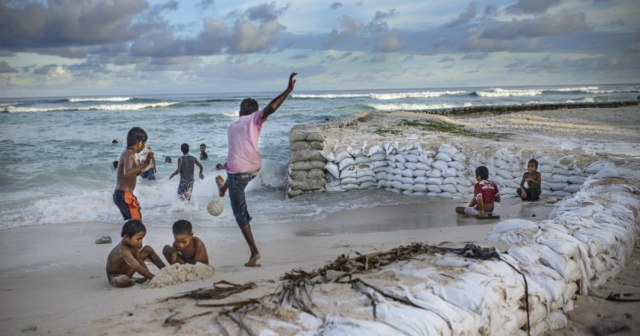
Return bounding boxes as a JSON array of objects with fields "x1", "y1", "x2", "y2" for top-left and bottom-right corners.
[{"x1": 147, "y1": 263, "x2": 215, "y2": 289}]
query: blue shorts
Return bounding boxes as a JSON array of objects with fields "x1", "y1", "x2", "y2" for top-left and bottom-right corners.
[
  {"x1": 227, "y1": 170, "x2": 259, "y2": 227},
  {"x1": 141, "y1": 169, "x2": 155, "y2": 180}
]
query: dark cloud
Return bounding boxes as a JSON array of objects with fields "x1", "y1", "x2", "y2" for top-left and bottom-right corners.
[
  {"x1": 0, "y1": 60, "x2": 18, "y2": 73},
  {"x1": 461, "y1": 53, "x2": 488, "y2": 60},
  {"x1": 0, "y1": 51, "x2": 15, "y2": 57},
  {"x1": 424, "y1": 39, "x2": 452, "y2": 55},
  {"x1": 67, "y1": 56, "x2": 111, "y2": 73},
  {"x1": 367, "y1": 10, "x2": 397, "y2": 33},
  {"x1": 445, "y1": 2, "x2": 477, "y2": 28},
  {"x1": 505, "y1": 0, "x2": 562, "y2": 15},
  {"x1": 340, "y1": 52, "x2": 353, "y2": 59},
  {"x1": 480, "y1": 11, "x2": 588, "y2": 40},
  {"x1": 439, "y1": 56, "x2": 456, "y2": 63},
  {"x1": 290, "y1": 53, "x2": 309, "y2": 59},
  {"x1": 365, "y1": 10, "x2": 405, "y2": 52},
  {"x1": 403, "y1": 55, "x2": 414, "y2": 62},
  {"x1": 322, "y1": 16, "x2": 364, "y2": 49},
  {"x1": 245, "y1": 2, "x2": 290, "y2": 23},
  {"x1": 367, "y1": 54, "x2": 386, "y2": 62},
  {"x1": 32, "y1": 64, "x2": 60, "y2": 75},
  {"x1": 505, "y1": 54, "x2": 640, "y2": 73},
  {"x1": 348, "y1": 56, "x2": 361, "y2": 62},
  {"x1": 483, "y1": 5, "x2": 498, "y2": 17},
  {"x1": 20, "y1": 64, "x2": 38, "y2": 73},
  {"x1": 330, "y1": 2, "x2": 343, "y2": 10},
  {"x1": 195, "y1": 0, "x2": 215, "y2": 12},
  {"x1": 373, "y1": 31, "x2": 405, "y2": 52}
]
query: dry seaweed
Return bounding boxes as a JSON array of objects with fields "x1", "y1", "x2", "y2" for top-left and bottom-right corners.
[{"x1": 161, "y1": 280, "x2": 256, "y2": 302}]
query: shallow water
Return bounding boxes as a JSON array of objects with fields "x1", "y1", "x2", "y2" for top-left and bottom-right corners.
[{"x1": 0, "y1": 84, "x2": 638, "y2": 230}]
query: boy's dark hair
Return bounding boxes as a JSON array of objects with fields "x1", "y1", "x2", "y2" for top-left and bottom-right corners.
[
  {"x1": 121, "y1": 219, "x2": 146, "y2": 238},
  {"x1": 113, "y1": 160, "x2": 118, "y2": 169},
  {"x1": 126, "y1": 127, "x2": 147, "y2": 148},
  {"x1": 475, "y1": 166, "x2": 489, "y2": 180},
  {"x1": 172, "y1": 220, "x2": 193, "y2": 235},
  {"x1": 181, "y1": 143, "x2": 189, "y2": 154},
  {"x1": 528, "y1": 159, "x2": 539, "y2": 168},
  {"x1": 240, "y1": 98, "x2": 259, "y2": 116},
  {"x1": 200, "y1": 143, "x2": 206, "y2": 149}
]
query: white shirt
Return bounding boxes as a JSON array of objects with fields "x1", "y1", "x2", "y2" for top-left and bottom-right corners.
[{"x1": 136, "y1": 146, "x2": 154, "y2": 170}]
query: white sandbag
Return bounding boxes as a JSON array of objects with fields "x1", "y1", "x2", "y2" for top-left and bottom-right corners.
[
  {"x1": 370, "y1": 153, "x2": 387, "y2": 162},
  {"x1": 391, "y1": 174, "x2": 403, "y2": 182},
  {"x1": 435, "y1": 152, "x2": 453, "y2": 162},
  {"x1": 538, "y1": 165, "x2": 553, "y2": 173},
  {"x1": 357, "y1": 169, "x2": 375, "y2": 178},
  {"x1": 443, "y1": 177, "x2": 457, "y2": 185},
  {"x1": 548, "y1": 182, "x2": 569, "y2": 191},
  {"x1": 405, "y1": 162, "x2": 417, "y2": 170},
  {"x1": 387, "y1": 161, "x2": 397, "y2": 169},
  {"x1": 358, "y1": 176, "x2": 376, "y2": 184},
  {"x1": 402, "y1": 190, "x2": 412, "y2": 195},
  {"x1": 542, "y1": 183, "x2": 552, "y2": 190},
  {"x1": 341, "y1": 170, "x2": 357, "y2": 179},
  {"x1": 392, "y1": 168, "x2": 403, "y2": 175},
  {"x1": 348, "y1": 146, "x2": 364, "y2": 157},
  {"x1": 439, "y1": 192, "x2": 454, "y2": 198},
  {"x1": 493, "y1": 158, "x2": 507, "y2": 168},
  {"x1": 497, "y1": 169, "x2": 513, "y2": 179},
  {"x1": 491, "y1": 219, "x2": 539, "y2": 233},
  {"x1": 406, "y1": 154, "x2": 419, "y2": 163},
  {"x1": 441, "y1": 184, "x2": 457, "y2": 193},
  {"x1": 456, "y1": 184, "x2": 472, "y2": 193},
  {"x1": 452, "y1": 152, "x2": 466, "y2": 162},
  {"x1": 427, "y1": 169, "x2": 443, "y2": 178},
  {"x1": 355, "y1": 156, "x2": 371, "y2": 164},
  {"x1": 359, "y1": 182, "x2": 376, "y2": 189},
  {"x1": 412, "y1": 184, "x2": 427, "y2": 192},
  {"x1": 413, "y1": 170, "x2": 427, "y2": 177},
  {"x1": 563, "y1": 184, "x2": 581, "y2": 193},
  {"x1": 567, "y1": 176, "x2": 585, "y2": 184},
  {"x1": 320, "y1": 151, "x2": 335, "y2": 162},
  {"x1": 375, "y1": 172, "x2": 387, "y2": 180},
  {"x1": 374, "y1": 167, "x2": 386, "y2": 174},
  {"x1": 432, "y1": 160, "x2": 449, "y2": 171},
  {"x1": 426, "y1": 177, "x2": 443, "y2": 185},
  {"x1": 384, "y1": 166, "x2": 394, "y2": 173},
  {"x1": 427, "y1": 185, "x2": 442, "y2": 192},
  {"x1": 395, "y1": 161, "x2": 406, "y2": 170},
  {"x1": 550, "y1": 190, "x2": 571, "y2": 197},
  {"x1": 338, "y1": 158, "x2": 355, "y2": 170},
  {"x1": 444, "y1": 167, "x2": 458, "y2": 177},
  {"x1": 401, "y1": 177, "x2": 414, "y2": 185},
  {"x1": 335, "y1": 152, "x2": 352, "y2": 163},
  {"x1": 486, "y1": 165, "x2": 497, "y2": 177},
  {"x1": 448, "y1": 161, "x2": 466, "y2": 171},
  {"x1": 341, "y1": 177, "x2": 357, "y2": 185},
  {"x1": 415, "y1": 162, "x2": 430, "y2": 171},
  {"x1": 553, "y1": 168, "x2": 571, "y2": 176},
  {"x1": 584, "y1": 161, "x2": 613, "y2": 174},
  {"x1": 456, "y1": 177, "x2": 473, "y2": 187},
  {"x1": 387, "y1": 154, "x2": 397, "y2": 162},
  {"x1": 593, "y1": 168, "x2": 619, "y2": 178},
  {"x1": 400, "y1": 183, "x2": 413, "y2": 191},
  {"x1": 342, "y1": 183, "x2": 359, "y2": 191},
  {"x1": 414, "y1": 176, "x2": 429, "y2": 184},
  {"x1": 372, "y1": 161, "x2": 388, "y2": 169},
  {"x1": 411, "y1": 192, "x2": 426, "y2": 196},
  {"x1": 549, "y1": 174, "x2": 569, "y2": 183},
  {"x1": 438, "y1": 144, "x2": 458, "y2": 156},
  {"x1": 367, "y1": 145, "x2": 383, "y2": 156},
  {"x1": 402, "y1": 169, "x2": 414, "y2": 177},
  {"x1": 391, "y1": 181, "x2": 403, "y2": 189},
  {"x1": 422, "y1": 150, "x2": 435, "y2": 158},
  {"x1": 395, "y1": 154, "x2": 407, "y2": 164},
  {"x1": 425, "y1": 192, "x2": 438, "y2": 196},
  {"x1": 325, "y1": 162, "x2": 339, "y2": 179},
  {"x1": 417, "y1": 156, "x2": 434, "y2": 165}
]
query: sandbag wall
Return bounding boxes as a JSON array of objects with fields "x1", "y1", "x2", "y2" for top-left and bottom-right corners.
[
  {"x1": 230, "y1": 176, "x2": 639, "y2": 335},
  {"x1": 287, "y1": 128, "x2": 328, "y2": 198}
]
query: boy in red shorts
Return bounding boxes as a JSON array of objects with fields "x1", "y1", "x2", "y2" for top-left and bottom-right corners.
[
  {"x1": 113, "y1": 127, "x2": 153, "y2": 220},
  {"x1": 455, "y1": 166, "x2": 501, "y2": 217}
]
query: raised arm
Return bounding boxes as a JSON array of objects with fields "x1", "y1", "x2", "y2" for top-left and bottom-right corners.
[{"x1": 262, "y1": 72, "x2": 297, "y2": 120}]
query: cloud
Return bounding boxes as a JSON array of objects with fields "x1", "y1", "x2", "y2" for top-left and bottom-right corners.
[
  {"x1": 190, "y1": 60, "x2": 326, "y2": 83},
  {"x1": 340, "y1": 52, "x2": 353, "y2": 59},
  {"x1": 440, "y1": 64, "x2": 454, "y2": 69},
  {"x1": 245, "y1": 2, "x2": 290, "y2": 23},
  {"x1": 461, "y1": 53, "x2": 488, "y2": 60},
  {"x1": 322, "y1": 16, "x2": 364, "y2": 49},
  {"x1": 290, "y1": 53, "x2": 309, "y2": 59},
  {"x1": 445, "y1": 2, "x2": 477, "y2": 28},
  {"x1": 505, "y1": 55, "x2": 640, "y2": 73},
  {"x1": 480, "y1": 11, "x2": 588, "y2": 40},
  {"x1": 465, "y1": 69, "x2": 479, "y2": 74},
  {"x1": 505, "y1": 0, "x2": 562, "y2": 15},
  {"x1": 226, "y1": 54, "x2": 248, "y2": 64},
  {"x1": 483, "y1": 5, "x2": 498, "y2": 18},
  {"x1": 0, "y1": 60, "x2": 18, "y2": 73},
  {"x1": 374, "y1": 31, "x2": 405, "y2": 52},
  {"x1": 195, "y1": 0, "x2": 215, "y2": 12},
  {"x1": 367, "y1": 54, "x2": 387, "y2": 62},
  {"x1": 424, "y1": 39, "x2": 452, "y2": 55},
  {"x1": 20, "y1": 64, "x2": 38, "y2": 73},
  {"x1": 439, "y1": 56, "x2": 456, "y2": 63},
  {"x1": 403, "y1": 55, "x2": 414, "y2": 62},
  {"x1": 330, "y1": 2, "x2": 343, "y2": 10},
  {"x1": 32, "y1": 64, "x2": 74, "y2": 85},
  {"x1": 367, "y1": 10, "x2": 397, "y2": 33},
  {"x1": 229, "y1": 18, "x2": 284, "y2": 53}
]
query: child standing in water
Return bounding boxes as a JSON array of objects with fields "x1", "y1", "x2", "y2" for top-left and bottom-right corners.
[
  {"x1": 518, "y1": 159, "x2": 542, "y2": 201},
  {"x1": 170, "y1": 143, "x2": 204, "y2": 201},
  {"x1": 113, "y1": 127, "x2": 152, "y2": 221},
  {"x1": 216, "y1": 72, "x2": 297, "y2": 267}
]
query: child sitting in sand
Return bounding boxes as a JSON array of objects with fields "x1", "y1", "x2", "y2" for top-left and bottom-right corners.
[
  {"x1": 106, "y1": 220, "x2": 166, "y2": 287},
  {"x1": 455, "y1": 166, "x2": 501, "y2": 218},
  {"x1": 162, "y1": 220, "x2": 209, "y2": 265},
  {"x1": 517, "y1": 159, "x2": 542, "y2": 201},
  {"x1": 169, "y1": 143, "x2": 204, "y2": 201}
]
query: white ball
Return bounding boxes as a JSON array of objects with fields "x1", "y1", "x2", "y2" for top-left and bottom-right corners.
[{"x1": 206, "y1": 199, "x2": 224, "y2": 216}]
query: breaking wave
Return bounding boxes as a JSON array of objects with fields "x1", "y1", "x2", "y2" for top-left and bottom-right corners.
[
  {"x1": 293, "y1": 91, "x2": 467, "y2": 100},
  {"x1": 369, "y1": 102, "x2": 472, "y2": 111},
  {"x1": 68, "y1": 97, "x2": 132, "y2": 102},
  {"x1": 4, "y1": 102, "x2": 179, "y2": 113}
]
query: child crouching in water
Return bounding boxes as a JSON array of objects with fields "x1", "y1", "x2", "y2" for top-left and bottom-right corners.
[
  {"x1": 163, "y1": 220, "x2": 209, "y2": 265},
  {"x1": 518, "y1": 159, "x2": 542, "y2": 201},
  {"x1": 456, "y1": 166, "x2": 501, "y2": 217},
  {"x1": 106, "y1": 220, "x2": 166, "y2": 287}
]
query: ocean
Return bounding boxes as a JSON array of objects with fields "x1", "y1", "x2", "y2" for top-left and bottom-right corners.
[{"x1": 1, "y1": 84, "x2": 638, "y2": 230}]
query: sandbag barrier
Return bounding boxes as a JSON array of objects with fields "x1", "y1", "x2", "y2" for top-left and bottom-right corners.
[
  {"x1": 409, "y1": 100, "x2": 639, "y2": 116},
  {"x1": 286, "y1": 133, "x2": 615, "y2": 199},
  {"x1": 216, "y1": 177, "x2": 639, "y2": 335}
]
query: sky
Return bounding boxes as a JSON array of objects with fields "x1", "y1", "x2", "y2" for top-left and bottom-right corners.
[{"x1": 0, "y1": 0, "x2": 639, "y2": 97}]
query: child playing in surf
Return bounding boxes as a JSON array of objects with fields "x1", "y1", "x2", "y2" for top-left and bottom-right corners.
[
  {"x1": 113, "y1": 127, "x2": 153, "y2": 220},
  {"x1": 200, "y1": 144, "x2": 208, "y2": 161},
  {"x1": 169, "y1": 143, "x2": 204, "y2": 201},
  {"x1": 455, "y1": 166, "x2": 501, "y2": 217},
  {"x1": 106, "y1": 220, "x2": 166, "y2": 287},
  {"x1": 162, "y1": 220, "x2": 209, "y2": 265},
  {"x1": 517, "y1": 159, "x2": 542, "y2": 201},
  {"x1": 216, "y1": 72, "x2": 297, "y2": 267}
]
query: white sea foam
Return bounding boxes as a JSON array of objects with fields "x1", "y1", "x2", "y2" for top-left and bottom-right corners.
[
  {"x1": 475, "y1": 88, "x2": 543, "y2": 97},
  {"x1": 68, "y1": 97, "x2": 132, "y2": 102},
  {"x1": 6, "y1": 102, "x2": 178, "y2": 113},
  {"x1": 293, "y1": 93, "x2": 370, "y2": 99},
  {"x1": 368, "y1": 102, "x2": 472, "y2": 111},
  {"x1": 222, "y1": 112, "x2": 238, "y2": 118},
  {"x1": 293, "y1": 91, "x2": 466, "y2": 100},
  {"x1": 567, "y1": 97, "x2": 595, "y2": 103},
  {"x1": 546, "y1": 87, "x2": 599, "y2": 93}
]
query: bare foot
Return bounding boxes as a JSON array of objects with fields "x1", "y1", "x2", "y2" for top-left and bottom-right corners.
[
  {"x1": 244, "y1": 253, "x2": 261, "y2": 267},
  {"x1": 216, "y1": 175, "x2": 227, "y2": 197}
]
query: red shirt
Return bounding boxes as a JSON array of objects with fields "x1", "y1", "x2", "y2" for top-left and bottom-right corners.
[{"x1": 474, "y1": 180, "x2": 499, "y2": 207}]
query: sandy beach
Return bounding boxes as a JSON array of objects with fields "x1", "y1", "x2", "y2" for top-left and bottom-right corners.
[{"x1": 1, "y1": 105, "x2": 639, "y2": 335}]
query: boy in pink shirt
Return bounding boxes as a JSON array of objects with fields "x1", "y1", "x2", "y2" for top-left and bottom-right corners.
[{"x1": 217, "y1": 72, "x2": 297, "y2": 267}]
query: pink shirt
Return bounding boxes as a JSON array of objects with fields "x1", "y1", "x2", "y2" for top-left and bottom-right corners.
[{"x1": 224, "y1": 110, "x2": 266, "y2": 174}]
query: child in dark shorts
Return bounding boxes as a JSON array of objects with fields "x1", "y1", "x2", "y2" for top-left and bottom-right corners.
[
  {"x1": 169, "y1": 143, "x2": 204, "y2": 201},
  {"x1": 518, "y1": 159, "x2": 542, "y2": 201}
]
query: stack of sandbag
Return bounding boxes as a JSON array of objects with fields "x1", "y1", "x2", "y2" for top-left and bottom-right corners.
[
  {"x1": 532, "y1": 152, "x2": 589, "y2": 198},
  {"x1": 229, "y1": 175, "x2": 639, "y2": 336},
  {"x1": 286, "y1": 128, "x2": 327, "y2": 198}
]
